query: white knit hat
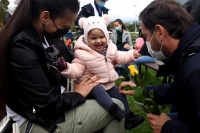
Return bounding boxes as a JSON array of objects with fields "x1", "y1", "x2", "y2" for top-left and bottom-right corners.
[{"x1": 79, "y1": 15, "x2": 110, "y2": 44}]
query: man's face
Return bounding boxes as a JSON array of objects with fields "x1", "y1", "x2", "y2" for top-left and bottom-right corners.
[{"x1": 141, "y1": 22, "x2": 162, "y2": 52}]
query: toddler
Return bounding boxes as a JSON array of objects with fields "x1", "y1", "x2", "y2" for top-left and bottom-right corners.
[{"x1": 61, "y1": 16, "x2": 144, "y2": 130}]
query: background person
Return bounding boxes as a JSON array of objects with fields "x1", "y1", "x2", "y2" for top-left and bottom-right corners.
[
  {"x1": 0, "y1": 0, "x2": 126, "y2": 132},
  {"x1": 111, "y1": 19, "x2": 133, "y2": 77},
  {"x1": 74, "y1": 0, "x2": 109, "y2": 35},
  {"x1": 111, "y1": 19, "x2": 133, "y2": 51}
]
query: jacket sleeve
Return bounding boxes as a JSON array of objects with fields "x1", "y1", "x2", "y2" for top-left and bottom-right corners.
[
  {"x1": 145, "y1": 83, "x2": 176, "y2": 104},
  {"x1": 9, "y1": 42, "x2": 86, "y2": 114},
  {"x1": 111, "y1": 32, "x2": 115, "y2": 44},
  {"x1": 161, "y1": 120, "x2": 192, "y2": 133},
  {"x1": 74, "y1": 5, "x2": 91, "y2": 26},
  {"x1": 61, "y1": 57, "x2": 86, "y2": 78},
  {"x1": 126, "y1": 32, "x2": 133, "y2": 49},
  {"x1": 102, "y1": 6, "x2": 109, "y2": 14},
  {"x1": 116, "y1": 49, "x2": 136, "y2": 64}
]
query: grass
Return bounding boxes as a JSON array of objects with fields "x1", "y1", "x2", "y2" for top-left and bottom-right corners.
[
  {"x1": 129, "y1": 32, "x2": 139, "y2": 43},
  {"x1": 115, "y1": 65, "x2": 170, "y2": 133}
]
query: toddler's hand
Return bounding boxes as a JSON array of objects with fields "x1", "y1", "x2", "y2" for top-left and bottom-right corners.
[
  {"x1": 133, "y1": 51, "x2": 141, "y2": 59},
  {"x1": 57, "y1": 57, "x2": 67, "y2": 71}
]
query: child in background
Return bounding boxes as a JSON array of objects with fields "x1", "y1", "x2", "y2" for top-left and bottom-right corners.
[{"x1": 61, "y1": 16, "x2": 144, "y2": 130}]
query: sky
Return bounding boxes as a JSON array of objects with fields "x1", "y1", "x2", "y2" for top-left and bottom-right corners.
[
  {"x1": 79, "y1": 0, "x2": 188, "y2": 23},
  {"x1": 4, "y1": 0, "x2": 188, "y2": 23},
  {"x1": 79, "y1": 0, "x2": 154, "y2": 23}
]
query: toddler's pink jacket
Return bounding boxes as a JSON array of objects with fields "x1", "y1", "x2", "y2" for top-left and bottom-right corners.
[{"x1": 61, "y1": 35, "x2": 136, "y2": 90}]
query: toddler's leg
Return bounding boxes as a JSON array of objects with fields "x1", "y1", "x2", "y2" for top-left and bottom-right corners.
[
  {"x1": 89, "y1": 85, "x2": 113, "y2": 110},
  {"x1": 107, "y1": 86, "x2": 144, "y2": 130},
  {"x1": 89, "y1": 85, "x2": 125, "y2": 121},
  {"x1": 106, "y1": 86, "x2": 130, "y2": 113}
]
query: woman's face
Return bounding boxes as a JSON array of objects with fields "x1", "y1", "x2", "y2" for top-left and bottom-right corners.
[
  {"x1": 114, "y1": 21, "x2": 122, "y2": 31},
  {"x1": 42, "y1": 12, "x2": 78, "y2": 37},
  {"x1": 87, "y1": 28, "x2": 107, "y2": 52}
]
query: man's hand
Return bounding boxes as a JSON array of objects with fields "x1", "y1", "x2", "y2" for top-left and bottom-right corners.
[
  {"x1": 118, "y1": 81, "x2": 136, "y2": 96},
  {"x1": 147, "y1": 113, "x2": 171, "y2": 133}
]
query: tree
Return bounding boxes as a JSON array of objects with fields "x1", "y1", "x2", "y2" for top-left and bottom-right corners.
[{"x1": 0, "y1": 0, "x2": 9, "y2": 27}]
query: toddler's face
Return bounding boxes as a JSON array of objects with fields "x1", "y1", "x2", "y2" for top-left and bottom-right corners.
[{"x1": 87, "y1": 29, "x2": 107, "y2": 52}]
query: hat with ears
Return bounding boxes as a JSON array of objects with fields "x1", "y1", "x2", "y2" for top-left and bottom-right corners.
[{"x1": 78, "y1": 15, "x2": 110, "y2": 44}]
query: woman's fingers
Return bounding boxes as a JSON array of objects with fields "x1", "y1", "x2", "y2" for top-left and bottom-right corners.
[
  {"x1": 74, "y1": 74, "x2": 99, "y2": 97},
  {"x1": 80, "y1": 74, "x2": 98, "y2": 85}
]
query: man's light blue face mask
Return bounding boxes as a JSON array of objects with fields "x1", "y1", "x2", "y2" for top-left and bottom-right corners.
[
  {"x1": 97, "y1": 1, "x2": 105, "y2": 7},
  {"x1": 146, "y1": 31, "x2": 167, "y2": 60}
]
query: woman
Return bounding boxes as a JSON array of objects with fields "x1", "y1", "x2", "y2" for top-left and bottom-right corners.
[
  {"x1": 111, "y1": 19, "x2": 133, "y2": 51},
  {"x1": 0, "y1": 0, "x2": 125, "y2": 132},
  {"x1": 111, "y1": 19, "x2": 133, "y2": 77}
]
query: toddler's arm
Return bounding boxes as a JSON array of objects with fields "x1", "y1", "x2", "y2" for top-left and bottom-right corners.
[
  {"x1": 61, "y1": 58, "x2": 86, "y2": 78},
  {"x1": 116, "y1": 50, "x2": 138, "y2": 64}
]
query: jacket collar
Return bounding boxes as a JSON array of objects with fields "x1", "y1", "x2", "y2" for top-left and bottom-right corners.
[{"x1": 157, "y1": 23, "x2": 200, "y2": 76}]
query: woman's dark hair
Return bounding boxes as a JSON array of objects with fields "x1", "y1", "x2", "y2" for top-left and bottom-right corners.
[
  {"x1": 101, "y1": 0, "x2": 108, "y2": 2},
  {"x1": 139, "y1": 0, "x2": 194, "y2": 38},
  {"x1": 0, "y1": 0, "x2": 79, "y2": 120},
  {"x1": 114, "y1": 18, "x2": 127, "y2": 31},
  {"x1": 138, "y1": 27, "x2": 144, "y2": 38}
]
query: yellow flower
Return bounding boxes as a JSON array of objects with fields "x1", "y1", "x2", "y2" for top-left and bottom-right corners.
[{"x1": 128, "y1": 65, "x2": 138, "y2": 77}]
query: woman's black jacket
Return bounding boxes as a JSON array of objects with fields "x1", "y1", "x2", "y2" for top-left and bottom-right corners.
[{"x1": 6, "y1": 24, "x2": 85, "y2": 132}]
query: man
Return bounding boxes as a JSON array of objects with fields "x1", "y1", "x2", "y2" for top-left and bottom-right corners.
[
  {"x1": 74, "y1": 0, "x2": 109, "y2": 26},
  {"x1": 138, "y1": 0, "x2": 200, "y2": 133},
  {"x1": 74, "y1": 0, "x2": 109, "y2": 35}
]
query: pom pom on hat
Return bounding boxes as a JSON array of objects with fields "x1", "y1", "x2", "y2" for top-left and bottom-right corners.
[
  {"x1": 102, "y1": 14, "x2": 110, "y2": 26},
  {"x1": 78, "y1": 17, "x2": 86, "y2": 28}
]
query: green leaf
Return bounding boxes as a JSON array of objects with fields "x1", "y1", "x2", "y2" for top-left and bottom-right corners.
[
  {"x1": 144, "y1": 99, "x2": 161, "y2": 115},
  {"x1": 133, "y1": 87, "x2": 146, "y2": 103},
  {"x1": 134, "y1": 75, "x2": 142, "y2": 87},
  {"x1": 134, "y1": 102, "x2": 151, "y2": 113},
  {"x1": 115, "y1": 78, "x2": 125, "y2": 87},
  {"x1": 148, "y1": 89, "x2": 154, "y2": 99}
]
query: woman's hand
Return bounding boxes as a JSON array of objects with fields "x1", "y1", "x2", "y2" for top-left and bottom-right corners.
[
  {"x1": 74, "y1": 75, "x2": 99, "y2": 97},
  {"x1": 118, "y1": 81, "x2": 136, "y2": 96},
  {"x1": 123, "y1": 43, "x2": 130, "y2": 49},
  {"x1": 133, "y1": 50, "x2": 141, "y2": 59},
  {"x1": 147, "y1": 113, "x2": 171, "y2": 133}
]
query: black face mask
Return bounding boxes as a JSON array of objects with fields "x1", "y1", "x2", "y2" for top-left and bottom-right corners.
[{"x1": 43, "y1": 19, "x2": 70, "y2": 39}]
